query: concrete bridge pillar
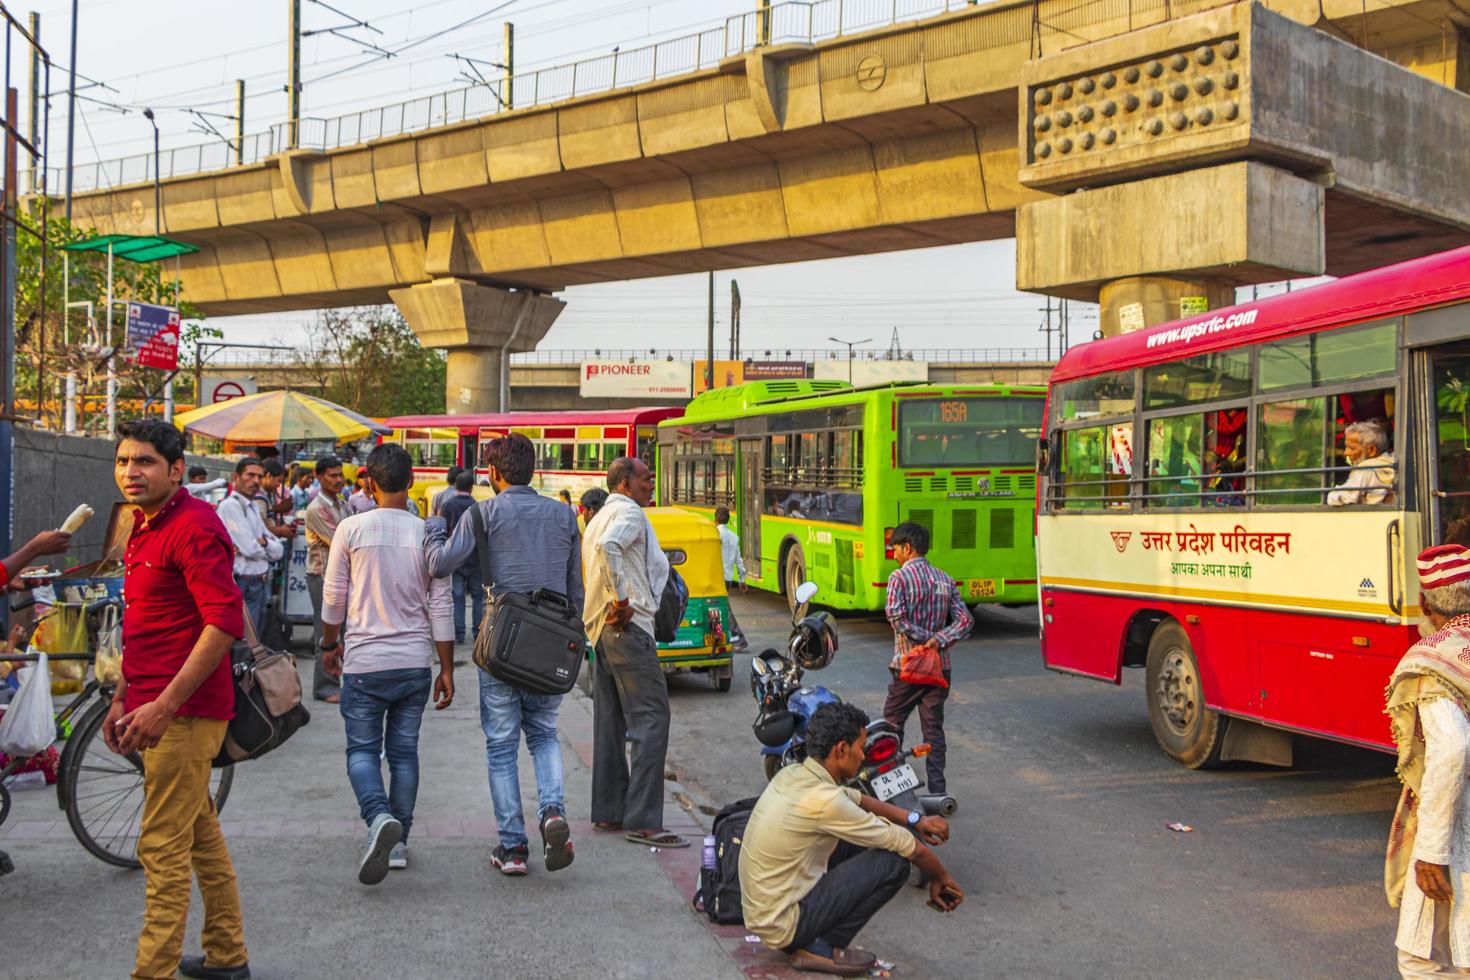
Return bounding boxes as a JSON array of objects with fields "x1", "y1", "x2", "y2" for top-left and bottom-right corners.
[
  {"x1": 1011, "y1": 2, "x2": 1470, "y2": 336},
  {"x1": 389, "y1": 279, "x2": 565, "y2": 414}
]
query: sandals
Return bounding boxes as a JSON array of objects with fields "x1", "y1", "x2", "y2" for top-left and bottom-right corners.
[
  {"x1": 592, "y1": 821, "x2": 622, "y2": 833},
  {"x1": 624, "y1": 830, "x2": 690, "y2": 848}
]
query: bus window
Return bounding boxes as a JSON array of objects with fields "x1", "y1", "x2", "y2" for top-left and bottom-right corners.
[
  {"x1": 1057, "y1": 371, "x2": 1135, "y2": 420},
  {"x1": 1145, "y1": 414, "x2": 1204, "y2": 506},
  {"x1": 1258, "y1": 319, "x2": 1398, "y2": 390},
  {"x1": 538, "y1": 441, "x2": 575, "y2": 471},
  {"x1": 1256, "y1": 397, "x2": 1326, "y2": 505},
  {"x1": 1143, "y1": 350, "x2": 1250, "y2": 410},
  {"x1": 899, "y1": 397, "x2": 1043, "y2": 467},
  {"x1": 1058, "y1": 424, "x2": 1131, "y2": 509},
  {"x1": 636, "y1": 426, "x2": 658, "y2": 467}
]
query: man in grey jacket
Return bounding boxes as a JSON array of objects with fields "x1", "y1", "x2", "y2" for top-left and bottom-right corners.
[
  {"x1": 424, "y1": 433, "x2": 583, "y2": 876},
  {"x1": 581, "y1": 457, "x2": 686, "y2": 849}
]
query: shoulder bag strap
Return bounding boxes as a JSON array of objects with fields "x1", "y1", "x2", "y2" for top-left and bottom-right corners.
[{"x1": 469, "y1": 501, "x2": 493, "y2": 589}]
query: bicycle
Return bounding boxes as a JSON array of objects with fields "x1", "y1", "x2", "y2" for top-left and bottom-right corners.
[{"x1": 0, "y1": 596, "x2": 233, "y2": 870}]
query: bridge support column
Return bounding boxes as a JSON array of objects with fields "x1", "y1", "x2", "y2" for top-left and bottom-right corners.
[
  {"x1": 1016, "y1": 161, "x2": 1324, "y2": 336},
  {"x1": 389, "y1": 279, "x2": 565, "y2": 414}
]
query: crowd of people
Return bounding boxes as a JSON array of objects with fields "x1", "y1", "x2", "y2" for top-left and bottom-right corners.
[
  {"x1": 88, "y1": 420, "x2": 983, "y2": 980},
  {"x1": 89, "y1": 413, "x2": 1470, "y2": 980}
]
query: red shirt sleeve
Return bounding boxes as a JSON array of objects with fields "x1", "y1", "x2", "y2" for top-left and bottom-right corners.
[
  {"x1": 179, "y1": 519, "x2": 245, "y2": 640},
  {"x1": 0, "y1": 561, "x2": 10, "y2": 591}
]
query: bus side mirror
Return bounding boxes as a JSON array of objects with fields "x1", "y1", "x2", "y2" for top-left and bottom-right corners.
[{"x1": 1036, "y1": 437, "x2": 1050, "y2": 475}]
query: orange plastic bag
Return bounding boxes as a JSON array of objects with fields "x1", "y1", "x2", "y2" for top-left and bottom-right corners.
[{"x1": 897, "y1": 637, "x2": 948, "y2": 688}]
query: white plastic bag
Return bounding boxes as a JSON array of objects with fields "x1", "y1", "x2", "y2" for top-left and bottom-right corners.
[
  {"x1": 94, "y1": 605, "x2": 123, "y2": 685},
  {"x1": 0, "y1": 652, "x2": 56, "y2": 757}
]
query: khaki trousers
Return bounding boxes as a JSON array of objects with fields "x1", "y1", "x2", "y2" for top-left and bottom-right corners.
[
  {"x1": 1400, "y1": 901, "x2": 1470, "y2": 979},
  {"x1": 132, "y1": 716, "x2": 247, "y2": 980}
]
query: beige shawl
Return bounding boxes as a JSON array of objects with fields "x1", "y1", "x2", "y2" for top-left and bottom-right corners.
[{"x1": 1384, "y1": 617, "x2": 1470, "y2": 906}]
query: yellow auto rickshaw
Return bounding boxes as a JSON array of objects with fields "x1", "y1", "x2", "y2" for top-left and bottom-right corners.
[{"x1": 643, "y1": 507, "x2": 744, "y2": 691}]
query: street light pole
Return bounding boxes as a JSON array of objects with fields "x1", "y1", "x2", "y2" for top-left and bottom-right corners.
[
  {"x1": 828, "y1": 336, "x2": 871, "y2": 385},
  {"x1": 63, "y1": 0, "x2": 77, "y2": 218},
  {"x1": 142, "y1": 108, "x2": 160, "y2": 234}
]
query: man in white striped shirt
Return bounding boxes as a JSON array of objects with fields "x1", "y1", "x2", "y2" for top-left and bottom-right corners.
[{"x1": 320, "y1": 443, "x2": 455, "y2": 886}]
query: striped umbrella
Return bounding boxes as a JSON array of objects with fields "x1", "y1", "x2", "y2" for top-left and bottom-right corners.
[{"x1": 173, "y1": 390, "x2": 391, "y2": 443}]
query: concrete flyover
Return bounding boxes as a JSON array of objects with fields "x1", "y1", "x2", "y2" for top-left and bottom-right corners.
[{"x1": 60, "y1": 0, "x2": 1470, "y2": 408}]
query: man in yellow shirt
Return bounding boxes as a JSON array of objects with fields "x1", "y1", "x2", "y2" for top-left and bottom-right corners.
[{"x1": 739, "y1": 702, "x2": 964, "y2": 976}]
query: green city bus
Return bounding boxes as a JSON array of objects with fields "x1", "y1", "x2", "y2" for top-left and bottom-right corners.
[{"x1": 656, "y1": 379, "x2": 1046, "y2": 612}]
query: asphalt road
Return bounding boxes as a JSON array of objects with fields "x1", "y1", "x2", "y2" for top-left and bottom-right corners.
[
  {"x1": 663, "y1": 590, "x2": 1401, "y2": 980},
  {"x1": 1, "y1": 590, "x2": 1399, "y2": 979}
]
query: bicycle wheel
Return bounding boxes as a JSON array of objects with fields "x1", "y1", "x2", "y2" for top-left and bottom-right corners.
[{"x1": 62, "y1": 698, "x2": 235, "y2": 869}]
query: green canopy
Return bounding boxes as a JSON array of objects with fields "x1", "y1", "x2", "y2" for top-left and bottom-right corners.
[{"x1": 61, "y1": 233, "x2": 199, "y2": 264}]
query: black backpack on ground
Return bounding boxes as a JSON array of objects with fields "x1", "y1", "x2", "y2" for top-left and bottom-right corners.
[
  {"x1": 694, "y1": 796, "x2": 760, "y2": 925},
  {"x1": 654, "y1": 567, "x2": 688, "y2": 644}
]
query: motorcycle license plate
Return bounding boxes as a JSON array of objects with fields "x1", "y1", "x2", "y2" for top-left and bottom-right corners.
[{"x1": 871, "y1": 763, "x2": 920, "y2": 802}]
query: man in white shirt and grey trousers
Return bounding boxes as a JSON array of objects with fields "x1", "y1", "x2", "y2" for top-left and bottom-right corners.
[
  {"x1": 582, "y1": 456, "x2": 688, "y2": 849},
  {"x1": 319, "y1": 443, "x2": 456, "y2": 886},
  {"x1": 218, "y1": 456, "x2": 284, "y2": 640}
]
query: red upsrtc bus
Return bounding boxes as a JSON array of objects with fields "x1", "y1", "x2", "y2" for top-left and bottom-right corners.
[{"x1": 1038, "y1": 245, "x2": 1470, "y2": 768}]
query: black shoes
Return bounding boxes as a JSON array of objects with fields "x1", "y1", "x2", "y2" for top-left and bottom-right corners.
[
  {"x1": 540, "y1": 810, "x2": 575, "y2": 872},
  {"x1": 178, "y1": 955, "x2": 251, "y2": 980}
]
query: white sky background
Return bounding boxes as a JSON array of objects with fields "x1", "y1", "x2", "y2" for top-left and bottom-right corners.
[{"x1": 14, "y1": 0, "x2": 1309, "y2": 357}]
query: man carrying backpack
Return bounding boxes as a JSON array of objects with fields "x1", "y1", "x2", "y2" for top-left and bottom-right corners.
[{"x1": 425, "y1": 434, "x2": 583, "y2": 876}]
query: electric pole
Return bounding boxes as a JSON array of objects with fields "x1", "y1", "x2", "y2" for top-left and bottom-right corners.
[
  {"x1": 729, "y1": 279, "x2": 741, "y2": 359},
  {"x1": 287, "y1": 0, "x2": 302, "y2": 148},
  {"x1": 503, "y1": 22, "x2": 514, "y2": 108},
  {"x1": 26, "y1": 13, "x2": 39, "y2": 194},
  {"x1": 64, "y1": 0, "x2": 77, "y2": 218},
  {"x1": 235, "y1": 79, "x2": 245, "y2": 164},
  {"x1": 705, "y1": 271, "x2": 714, "y2": 391}
]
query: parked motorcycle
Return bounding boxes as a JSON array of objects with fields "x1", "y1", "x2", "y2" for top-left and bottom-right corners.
[{"x1": 749, "y1": 582, "x2": 956, "y2": 821}]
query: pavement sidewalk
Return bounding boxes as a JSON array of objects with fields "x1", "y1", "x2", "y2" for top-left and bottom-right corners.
[{"x1": 0, "y1": 659, "x2": 801, "y2": 979}]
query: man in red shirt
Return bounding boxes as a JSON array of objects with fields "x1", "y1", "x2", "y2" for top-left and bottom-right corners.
[{"x1": 104, "y1": 418, "x2": 251, "y2": 980}]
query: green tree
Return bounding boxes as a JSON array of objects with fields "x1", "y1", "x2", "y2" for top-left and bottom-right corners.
[
  {"x1": 14, "y1": 206, "x2": 218, "y2": 431},
  {"x1": 299, "y1": 307, "x2": 446, "y2": 417}
]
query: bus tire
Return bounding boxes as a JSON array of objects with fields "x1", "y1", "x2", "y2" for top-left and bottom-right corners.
[
  {"x1": 1144, "y1": 622, "x2": 1228, "y2": 770},
  {"x1": 784, "y1": 544, "x2": 807, "y2": 614}
]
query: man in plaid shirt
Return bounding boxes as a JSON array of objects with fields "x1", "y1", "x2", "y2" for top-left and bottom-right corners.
[{"x1": 882, "y1": 522, "x2": 974, "y2": 794}]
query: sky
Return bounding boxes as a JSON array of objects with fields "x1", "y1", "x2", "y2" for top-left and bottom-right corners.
[{"x1": 11, "y1": 0, "x2": 1306, "y2": 358}]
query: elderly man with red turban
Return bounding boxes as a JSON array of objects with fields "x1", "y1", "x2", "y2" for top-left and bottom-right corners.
[{"x1": 1387, "y1": 544, "x2": 1470, "y2": 977}]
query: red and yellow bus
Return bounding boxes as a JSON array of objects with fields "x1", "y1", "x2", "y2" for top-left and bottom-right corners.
[
  {"x1": 1039, "y1": 245, "x2": 1470, "y2": 768},
  {"x1": 380, "y1": 408, "x2": 681, "y2": 500}
]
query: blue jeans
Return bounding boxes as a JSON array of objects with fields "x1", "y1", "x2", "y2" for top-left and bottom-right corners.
[
  {"x1": 237, "y1": 576, "x2": 268, "y2": 640},
  {"x1": 452, "y1": 565, "x2": 484, "y2": 643},
  {"x1": 340, "y1": 668, "x2": 431, "y2": 842},
  {"x1": 479, "y1": 672, "x2": 564, "y2": 849}
]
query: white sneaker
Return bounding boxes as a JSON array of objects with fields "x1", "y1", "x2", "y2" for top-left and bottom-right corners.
[
  {"x1": 359, "y1": 814, "x2": 402, "y2": 885},
  {"x1": 388, "y1": 842, "x2": 408, "y2": 870}
]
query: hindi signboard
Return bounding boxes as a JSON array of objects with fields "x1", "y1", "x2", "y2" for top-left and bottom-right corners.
[
  {"x1": 125, "y1": 302, "x2": 181, "y2": 371},
  {"x1": 579, "y1": 360, "x2": 692, "y2": 399},
  {"x1": 743, "y1": 360, "x2": 809, "y2": 380}
]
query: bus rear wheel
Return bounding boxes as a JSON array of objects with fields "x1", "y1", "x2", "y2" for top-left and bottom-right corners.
[
  {"x1": 784, "y1": 544, "x2": 806, "y2": 614},
  {"x1": 1145, "y1": 622, "x2": 1227, "y2": 769}
]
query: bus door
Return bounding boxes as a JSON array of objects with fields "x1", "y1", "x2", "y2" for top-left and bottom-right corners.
[
  {"x1": 738, "y1": 438, "x2": 762, "y2": 573},
  {"x1": 1425, "y1": 346, "x2": 1470, "y2": 549},
  {"x1": 459, "y1": 433, "x2": 477, "y2": 471}
]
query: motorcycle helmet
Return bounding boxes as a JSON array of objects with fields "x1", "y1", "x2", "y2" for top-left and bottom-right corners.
[
  {"x1": 790, "y1": 611, "x2": 838, "y2": 671},
  {"x1": 753, "y1": 708, "x2": 795, "y2": 748}
]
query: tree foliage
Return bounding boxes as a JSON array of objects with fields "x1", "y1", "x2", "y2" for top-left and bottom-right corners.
[
  {"x1": 14, "y1": 207, "x2": 218, "y2": 432},
  {"x1": 296, "y1": 307, "x2": 446, "y2": 418}
]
